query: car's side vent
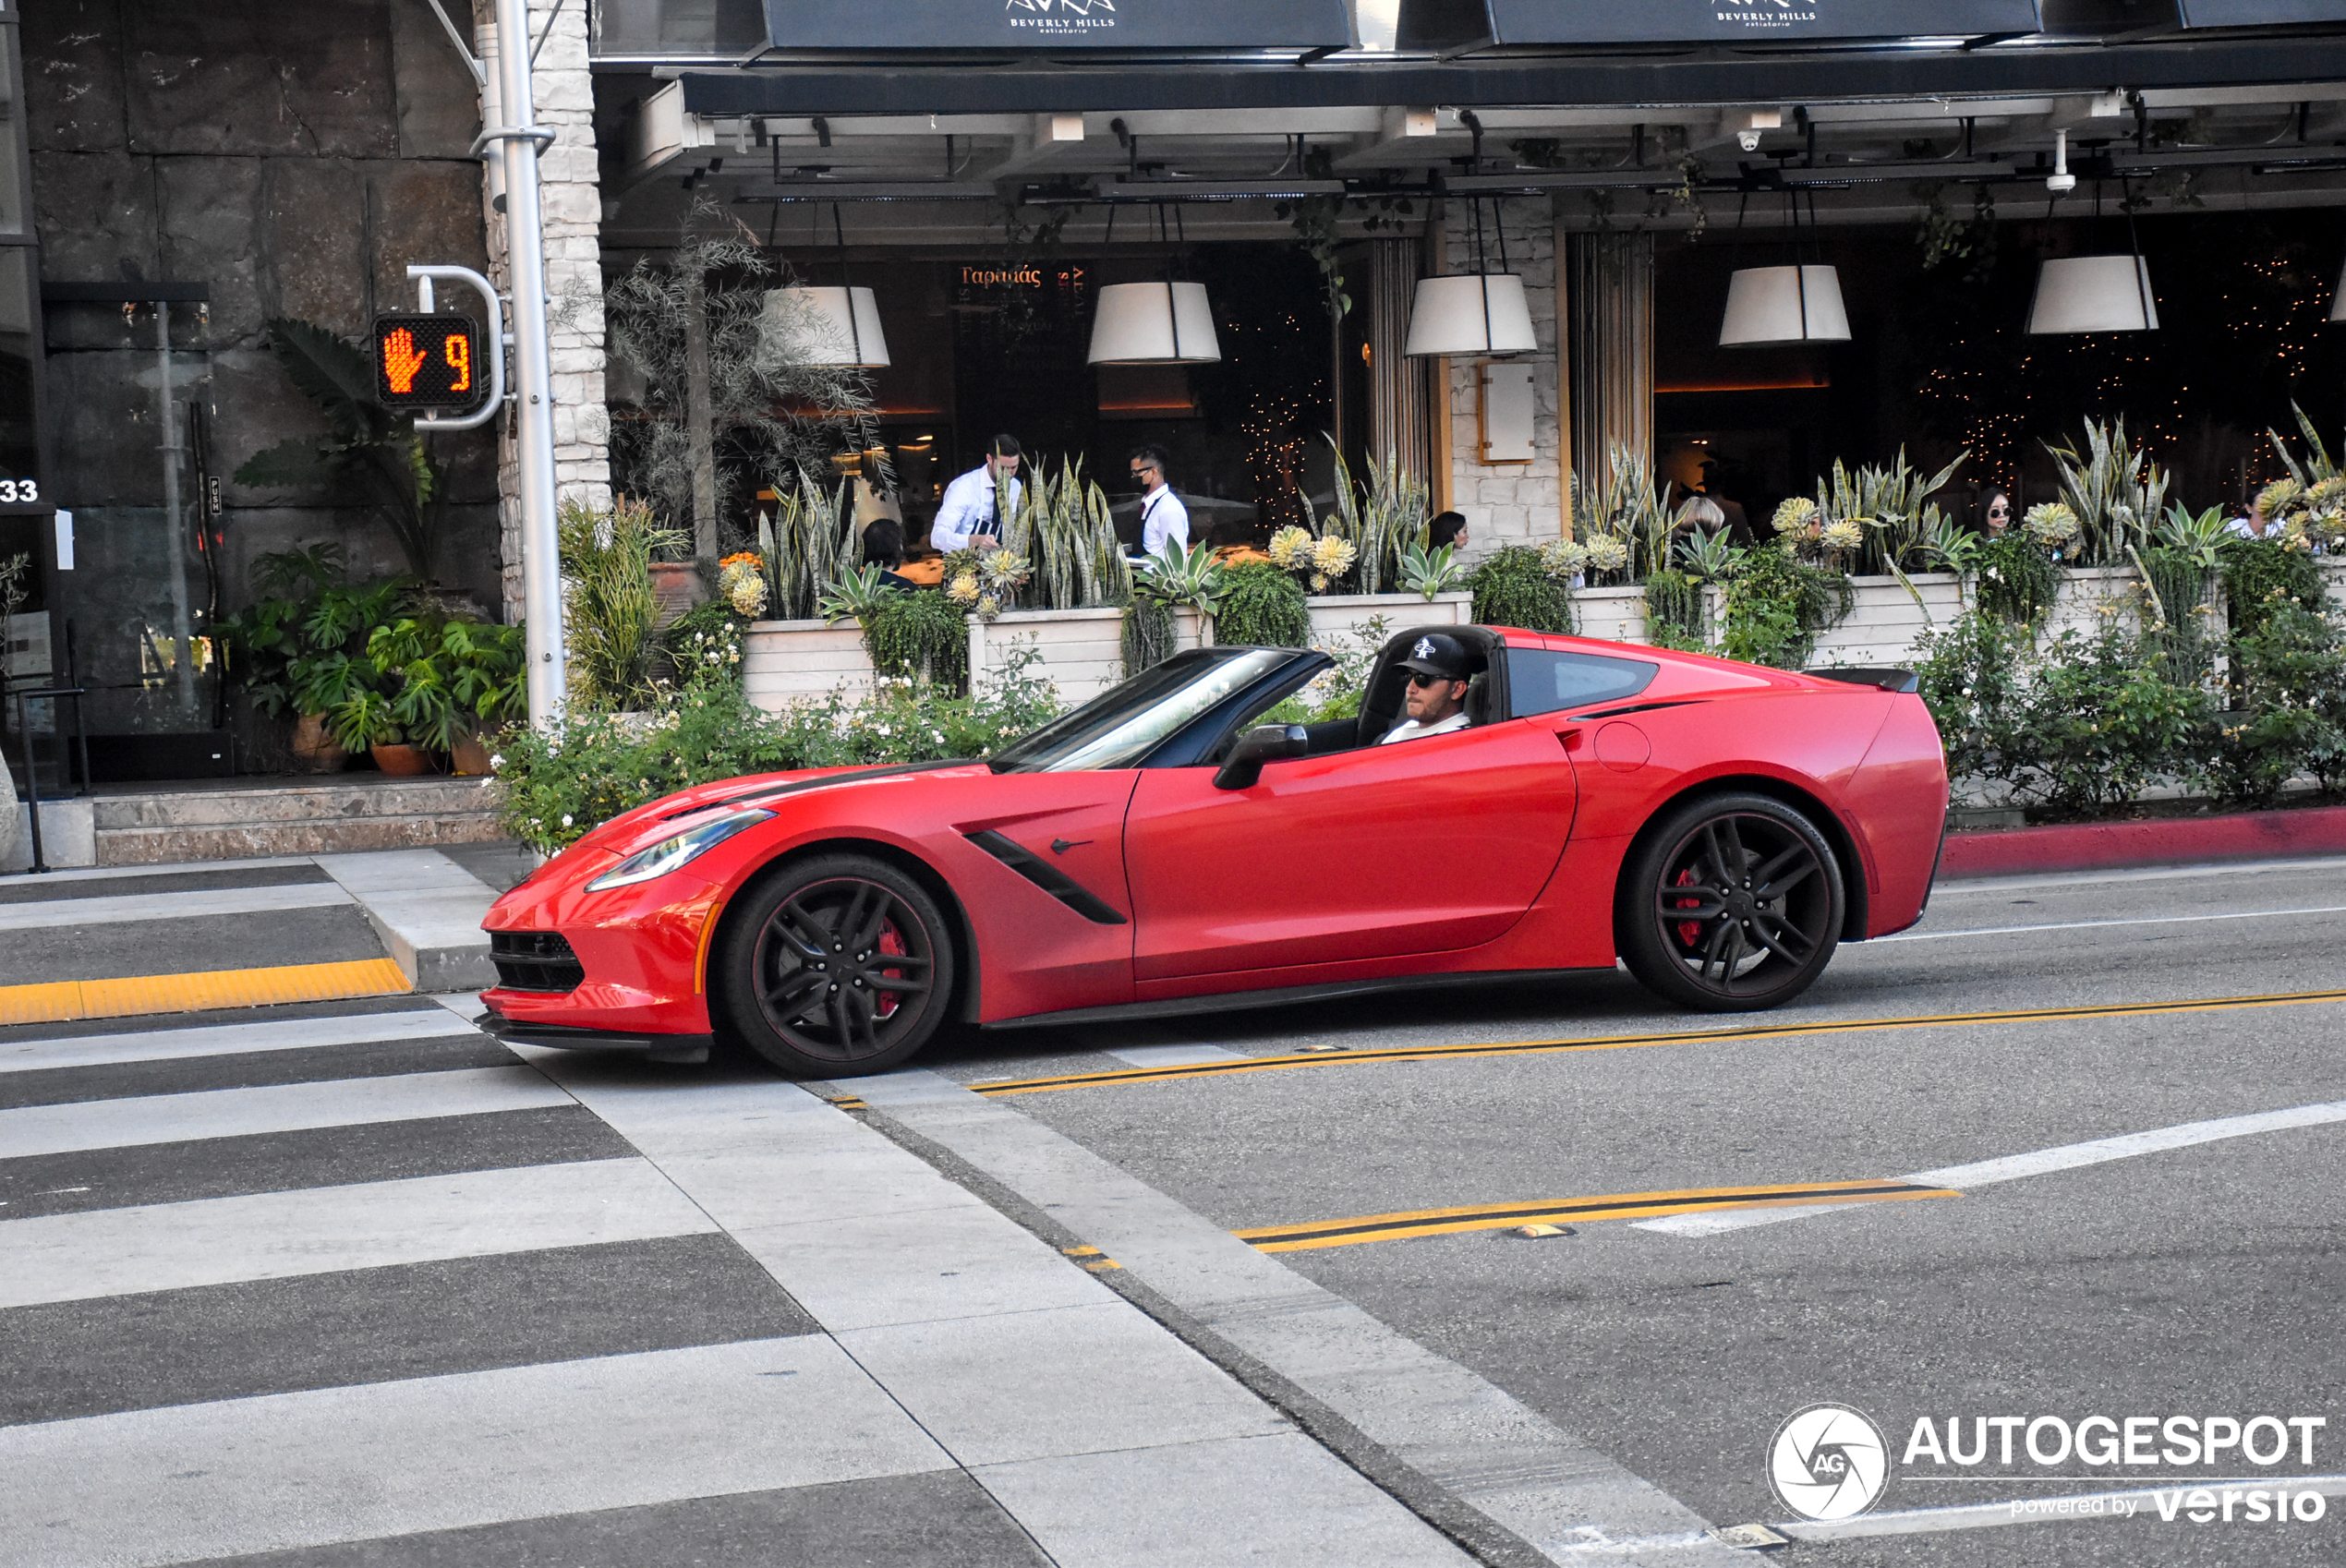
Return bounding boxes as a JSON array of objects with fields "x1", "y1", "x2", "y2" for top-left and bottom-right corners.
[
  {"x1": 490, "y1": 931, "x2": 586, "y2": 993},
  {"x1": 963, "y1": 830, "x2": 1129, "y2": 925}
]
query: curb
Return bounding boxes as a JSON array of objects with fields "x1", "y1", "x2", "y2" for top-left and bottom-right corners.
[
  {"x1": 317, "y1": 850, "x2": 499, "y2": 992},
  {"x1": 1940, "y1": 804, "x2": 2346, "y2": 879}
]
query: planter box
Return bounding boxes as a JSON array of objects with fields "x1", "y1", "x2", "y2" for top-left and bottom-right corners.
[
  {"x1": 969, "y1": 607, "x2": 1132, "y2": 706},
  {"x1": 1304, "y1": 591, "x2": 1472, "y2": 649},
  {"x1": 1808, "y1": 573, "x2": 1965, "y2": 669},
  {"x1": 1570, "y1": 585, "x2": 1648, "y2": 646},
  {"x1": 744, "y1": 617, "x2": 875, "y2": 712}
]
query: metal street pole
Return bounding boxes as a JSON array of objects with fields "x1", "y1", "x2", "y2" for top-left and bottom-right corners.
[{"x1": 490, "y1": 0, "x2": 565, "y2": 723}]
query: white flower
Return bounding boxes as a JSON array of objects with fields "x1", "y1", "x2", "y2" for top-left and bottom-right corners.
[
  {"x1": 561, "y1": 814, "x2": 574, "y2": 826},
  {"x1": 489, "y1": 754, "x2": 504, "y2": 768}
]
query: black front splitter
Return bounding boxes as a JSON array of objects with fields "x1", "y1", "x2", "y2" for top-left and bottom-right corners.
[{"x1": 479, "y1": 1011, "x2": 713, "y2": 1066}]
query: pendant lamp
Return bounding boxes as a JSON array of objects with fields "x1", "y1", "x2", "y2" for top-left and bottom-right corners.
[
  {"x1": 1404, "y1": 272, "x2": 1538, "y2": 356},
  {"x1": 1087, "y1": 281, "x2": 1222, "y2": 365},
  {"x1": 1718, "y1": 265, "x2": 1852, "y2": 347},
  {"x1": 762, "y1": 285, "x2": 891, "y2": 368},
  {"x1": 1719, "y1": 186, "x2": 1851, "y2": 347},
  {"x1": 2026, "y1": 256, "x2": 2158, "y2": 334}
]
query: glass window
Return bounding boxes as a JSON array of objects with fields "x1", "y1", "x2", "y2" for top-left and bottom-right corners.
[
  {"x1": 991, "y1": 648, "x2": 1295, "y2": 773},
  {"x1": 1506, "y1": 647, "x2": 1658, "y2": 717}
]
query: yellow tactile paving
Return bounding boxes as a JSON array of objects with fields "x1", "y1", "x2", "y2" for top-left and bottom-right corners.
[{"x1": 0, "y1": 959, "x2": 411, "y2": 1026}]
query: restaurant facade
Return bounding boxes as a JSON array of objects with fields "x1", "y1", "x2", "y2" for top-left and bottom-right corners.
[{"x1": 9, "y1": 0, "x2": 2346, "y2": 778}]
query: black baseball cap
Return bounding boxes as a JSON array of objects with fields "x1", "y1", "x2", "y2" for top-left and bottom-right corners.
[{"x1": 1397, "y1": 633, "x2": 1481, "y2": 681}]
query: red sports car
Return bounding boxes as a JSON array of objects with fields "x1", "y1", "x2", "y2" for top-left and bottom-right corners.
[{"x1": 478, "y1": 624, "x2": 1948, "y2": 1076}]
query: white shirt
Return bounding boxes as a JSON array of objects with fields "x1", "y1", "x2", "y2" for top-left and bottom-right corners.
[
  {"x1": 1141, "y1": 485, "x2": 1191, "y2": 556},
  {"x1": 932, "y1": 464, "x2": 1022, "y2": 552},
  {"x1": 1378, "y1": 710, "x2": 1470, "y2": 745}
]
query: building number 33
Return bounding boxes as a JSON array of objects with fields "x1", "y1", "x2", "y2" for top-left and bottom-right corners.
[{"x1": 0, "y1": 479, "x2": 37, "y2": 502}]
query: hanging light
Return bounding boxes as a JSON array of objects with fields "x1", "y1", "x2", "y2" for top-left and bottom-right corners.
[
  {"x1": 1087, "y1": 281, "x2": 1222, "y2": 365},
  {"x1": 2027, "y1": 256, "x2": 2159, "y2": 334},
  {"x1": 1718, "y1": 265, "x2": 1852, "y2": 347},
  {"x1": 761, "y1": 285, "x2": 890, "y2": 368},
  {"x1": 1719, "y1": 185, "x2": 1851, "y2": 347},
  {"x1": 1403, "y1": 273, "x2": 1538, "y2": 356}
]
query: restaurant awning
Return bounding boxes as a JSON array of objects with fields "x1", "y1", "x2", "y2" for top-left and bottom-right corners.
[
  {"x1": 761, "y1": 0, "x2": 1355, "y2": 52},
  {"x1": 1398, "y1": 0, "x2": 2044, "y2": 52}
]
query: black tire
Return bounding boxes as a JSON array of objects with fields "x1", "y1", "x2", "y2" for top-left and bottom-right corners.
[
  {"x1": 1617, "y1": 791, "x2": 1844, "y2": 1013},
  {"x1": 716, "y1": 854, "x2": 958, "y2": 1077}
]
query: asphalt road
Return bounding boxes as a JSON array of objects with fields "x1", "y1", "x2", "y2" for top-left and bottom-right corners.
[{"x1": 904, "y1": 856, "x2": 2346, "y2": 1564}]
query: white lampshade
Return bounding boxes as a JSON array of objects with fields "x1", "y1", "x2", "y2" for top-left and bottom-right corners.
[
  {"x1": 2027, "y1": 255, "x2": 2159, "y2": 335},
  {"x1": 762, "y1": 285, "x2": 890, "y2": 368},
  {"x1": 1403, "y1": 273, "x2": 1538, "y2": 356},
  {"x1": 1718, "y1": 266, "x2": 1852, "y2": 347},
  {"x1": 1085, "y1": 281, "x2": 1221, "y2": 365}
]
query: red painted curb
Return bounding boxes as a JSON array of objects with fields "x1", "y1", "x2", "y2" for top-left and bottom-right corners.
[{"x1": 1940, "y1": 804, "x2": 2346, "y2": 879}]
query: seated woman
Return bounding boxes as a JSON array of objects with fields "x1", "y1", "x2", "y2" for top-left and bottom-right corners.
[{"x1": 862, "y1": 519, "x2": 918, "y2": 592}]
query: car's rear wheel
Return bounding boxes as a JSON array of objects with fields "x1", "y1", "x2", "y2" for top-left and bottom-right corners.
[
  {"x1": 717, "y1": 854, "x2": 957, "y2": 1077},
  {"x1": 1618, "y1": 792, "x2": 1843, "y2": 1013}
]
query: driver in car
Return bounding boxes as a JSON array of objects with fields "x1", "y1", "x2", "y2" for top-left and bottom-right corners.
[{"x1": 1379, "y1": 633, "x2": 1481, "y2": 744}]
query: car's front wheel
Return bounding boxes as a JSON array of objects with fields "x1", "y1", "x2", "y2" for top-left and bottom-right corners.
[
  {"x1": 1618, "y1": 791, "x2": 1844, "y2": 1012},
  {"x1": 716, "y1": 854, "x2": 957, "y2": 1077}
]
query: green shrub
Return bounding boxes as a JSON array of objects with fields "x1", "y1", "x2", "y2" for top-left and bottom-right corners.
[
  {"x1": 859, "y1": 588, "x2": 971, "y2": 694},
  {"x1": 1212, "y1": 561, "x2": 1312, "y2": 648},
  {"x1": 2136, "y1": 545, "x2": 2218, "y2": 684},
  {"x1": 1973, "y1": 533, "x2": 2060, "y2": 624},
  {"x1": 1913, "y1": 609, "x2": 2031, "y2": 787},
  {"x1": 2201, "y1": 601, "x2": 2346, "y2": 807},
  {"x1": 492, "y1": 649, "x2": 1060, "y2": 853},
  {"x1": 654, "y1": 600, "x2": 750, "y2": 688},
  {"x1": 1467, "y1": 546, "x2": 1574, "y2": 634},
  {"x1": 2011, "y1": 626, "x2": 2208, "y2": 818},
  {"x1": 1640, "y1": 568, "x2": 1707, "y2": 651},
  {"x1": 1720, "y1": 542, "x2": 1851, "y2": 669},
  {"x1": 2218, "y1": 537, "x2": 2328, "y2": 638}
]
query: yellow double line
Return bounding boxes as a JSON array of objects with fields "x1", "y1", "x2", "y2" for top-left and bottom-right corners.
[
  {"x1": 1238, "y1": 1179, "x2": 1958, "y2": 1252},
  {"x1": 977, "y1": 987, "x2": 2346, "y2": 1098}
]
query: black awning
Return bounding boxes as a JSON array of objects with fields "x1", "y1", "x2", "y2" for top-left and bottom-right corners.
[
  {"x1": 762, "y1": 0, "x2": 1354, "y2": 52},
  {"x1": 1400, "y1": 0, "x2": 2042, "y2": 52},
  {"x1": 2180, "y1": 0, "x2": 2346, "y2": 22}
]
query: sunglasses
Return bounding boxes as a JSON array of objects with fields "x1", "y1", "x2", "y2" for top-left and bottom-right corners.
[
  {"x1": 1408, "y1": 671, "x2": 1452, "y2": 689},
  {"x1": 1988, "y1": 505, "x2": 2010, "y2": 516}
]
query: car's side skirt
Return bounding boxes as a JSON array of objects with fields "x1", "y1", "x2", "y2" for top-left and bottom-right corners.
[{"x1": 978, "y1": 968, "x2": 1616, "y2": 1031}]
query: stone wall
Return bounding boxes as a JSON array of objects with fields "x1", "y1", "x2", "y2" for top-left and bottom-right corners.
[
  {"x1": 1444, "y1": 194, "x2": 1565, "y2": 564},
  {"x1": 474, "y1": 0, "x2": 611, "y2": 623},
  {"x1": 25, "y1": 0, "x2": 507, "y2": 651}
]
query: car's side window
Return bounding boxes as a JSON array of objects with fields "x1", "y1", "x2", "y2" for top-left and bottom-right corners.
[{"x1": 1506, "y1": 648, "x2": 1659, "y2": 718}]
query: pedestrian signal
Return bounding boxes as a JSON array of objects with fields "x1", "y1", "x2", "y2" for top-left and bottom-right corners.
[{"x1": 372, "y1": 314, "x2": 484, "y2": 409}]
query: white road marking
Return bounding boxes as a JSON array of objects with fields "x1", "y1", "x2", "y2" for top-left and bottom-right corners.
[
  {"x1": 0, "y1": 1158, "x2": 716, "y2": 1309},
  {"x1": 1101, "y1": 1043, "x2": 1246, "y2": 1068},
  {"x1": 0, "y1": 1067, "x2": 572, "y2": 1159},
  {"x1": 1639, "y1": 1100, "x2": 2346, "y2": 1237},
  {"x1": 1882, "y1": 905, "x2": 2346, "y2": 943},
  {"x1": 0, "y1": 1008, "x2": 475, "y2": 1074},
  {"x1": 0, "y1": 881, "x2": 352, "y2": 931},
  {"x1": 1768, "y1": 1473, "x2": 2346, "y2": 1543},
  {"x1": 0, "y1": 1339, "x2": 949, "y2": 1568}
]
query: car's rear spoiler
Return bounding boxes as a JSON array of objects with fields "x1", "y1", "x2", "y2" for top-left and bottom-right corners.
[{"x1": 1806, "y1": 667, "x2": 1920, "y2": 694}]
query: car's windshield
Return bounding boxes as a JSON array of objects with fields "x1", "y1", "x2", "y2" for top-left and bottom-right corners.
[{"x1": 989, "y1": 648, "x2": 1299, "y2": 773}]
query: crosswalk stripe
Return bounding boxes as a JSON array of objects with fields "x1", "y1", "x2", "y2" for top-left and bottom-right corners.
[
  {"x1": 0, "y1": 1007, "x2": 474, "y2": 1075},
  {"x1": 0, "y1": 1339, "x2": 949, "y2": 1568},
  {"x1": 0, "y1": 882, "x2": 352, "y2": 932},
  {"x1": 0, "y1": 1067, "x2": 571, "y2": 1159},
  {"x1": 0, "y1": 1158, "x2": 716, "y2": 1309}
]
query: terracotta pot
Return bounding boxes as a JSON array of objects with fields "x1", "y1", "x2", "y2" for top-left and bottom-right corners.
[
  {"x1": 449, "y1": 734, "x2": 494, "y2": 777},
  {"x1": 291, "y1": 714, "x2": 349, "y2": 774},
  {"x1": 649, "y1": 561, "x2": 708, "y2": 633},
  {"x1": 370, "y1": 742, "x2": 434, "y2": 777}
]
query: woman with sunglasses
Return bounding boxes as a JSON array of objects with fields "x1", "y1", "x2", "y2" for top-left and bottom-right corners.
[{"x1": 1976, "y1": 489, "x2": 2013, "y2": 538}]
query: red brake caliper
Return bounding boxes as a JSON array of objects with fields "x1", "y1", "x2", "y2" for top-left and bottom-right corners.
[
  {"x1": 1673, "y1": 869, "x2": 1704, "y2": 948},
  {"x1": 873, "y1": 923, "x2": 906, "y2": 1019}
]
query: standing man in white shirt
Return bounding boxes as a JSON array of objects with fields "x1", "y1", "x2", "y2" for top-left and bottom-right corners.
[
  {"x1": 1131, "y1": 443, "x2": 1191, "y2": 557},
  {"x1": 932, "y1": 434, "x2": 1023, "y2": 552}
]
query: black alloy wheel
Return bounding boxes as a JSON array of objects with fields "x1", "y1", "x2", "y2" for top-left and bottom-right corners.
[
  {"x1": 1618, "y1": 791, "x2": 1844, "y2": 1012},
  {"x1": 717, "y1": 854, "x2": 957, "y2": 1077}
]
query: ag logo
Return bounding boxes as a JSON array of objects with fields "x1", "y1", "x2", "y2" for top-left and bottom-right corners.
[
  {"x1": 1413, "y1": 636, "x2": 1435, "y2": 658},
  {"x1": 1768, "y1": 1404, "x2": 1889, "y2": 1520}
]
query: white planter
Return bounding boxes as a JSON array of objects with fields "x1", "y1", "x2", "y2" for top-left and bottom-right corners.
[
  {"x1": 744, "y1": 617, "x2": 875, "y2": 713},
  {"x1": 969, "y1": 607, "x2": 1133, "y2": 706},
  {"x1": 1807, "y1": 573, "x2": 1966, "y2": 669},
  {"x1": 1304, "y1": 591, "x2": 1472, "y2": 650},
  {"x1": 1569, "y1": 585, "x2": 1647, "y2": 646}
]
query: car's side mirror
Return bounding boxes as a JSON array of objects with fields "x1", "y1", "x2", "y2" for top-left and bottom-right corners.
[{"x1": 1214, "y1": 724, "x2": 1309, "y2": 790}]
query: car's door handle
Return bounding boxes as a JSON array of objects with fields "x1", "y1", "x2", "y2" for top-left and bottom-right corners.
[{"x1": 1050, "y1": 838, "x2": 1092, "y2": 855}]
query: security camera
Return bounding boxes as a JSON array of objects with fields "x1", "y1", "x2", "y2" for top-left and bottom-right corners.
[
  {"x1": 1738, "y1": 129, "x2": 1763, "y2": 152},
  {"x1": 2046, "y1": 128, "x2": 2077, "y2": 193}
]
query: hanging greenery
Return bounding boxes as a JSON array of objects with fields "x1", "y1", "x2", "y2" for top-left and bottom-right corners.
[
  {"x1": 1641, "y1": 569, "x2": 1709, "y2": 651},
  {"x1": 1972, "y1": 533, "x2": 2062, "y2": 624},
  {"x1": 860, "y1": 588, "x2": 972, "y2": 694},
  {"x1": 1718, "y1": 543, "x2": 1854, "y2": 670},
  {"x1": 1213, "y1": 562, "x2": 1312, "y2": 648},
  {"x1": 1121, "y1": 598, "x2": 1179, "y2": 677}
]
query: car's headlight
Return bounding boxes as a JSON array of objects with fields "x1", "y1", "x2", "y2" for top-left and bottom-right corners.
[{"x1": 586, "y1": 808, "x2": 774, "y2": 891}]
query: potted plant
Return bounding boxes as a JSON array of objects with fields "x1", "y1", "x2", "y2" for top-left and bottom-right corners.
[
  {"x1": 219, "y1": 547, "x2": 406, "y2": 774},
  {"x1": 364, "y1": 617, "x2": 527, "y2": 775}
]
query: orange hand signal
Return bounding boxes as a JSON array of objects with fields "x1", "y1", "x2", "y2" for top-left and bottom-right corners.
[{"x1": 382, "y1": 328, "x2": 428, "y2": 395}]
